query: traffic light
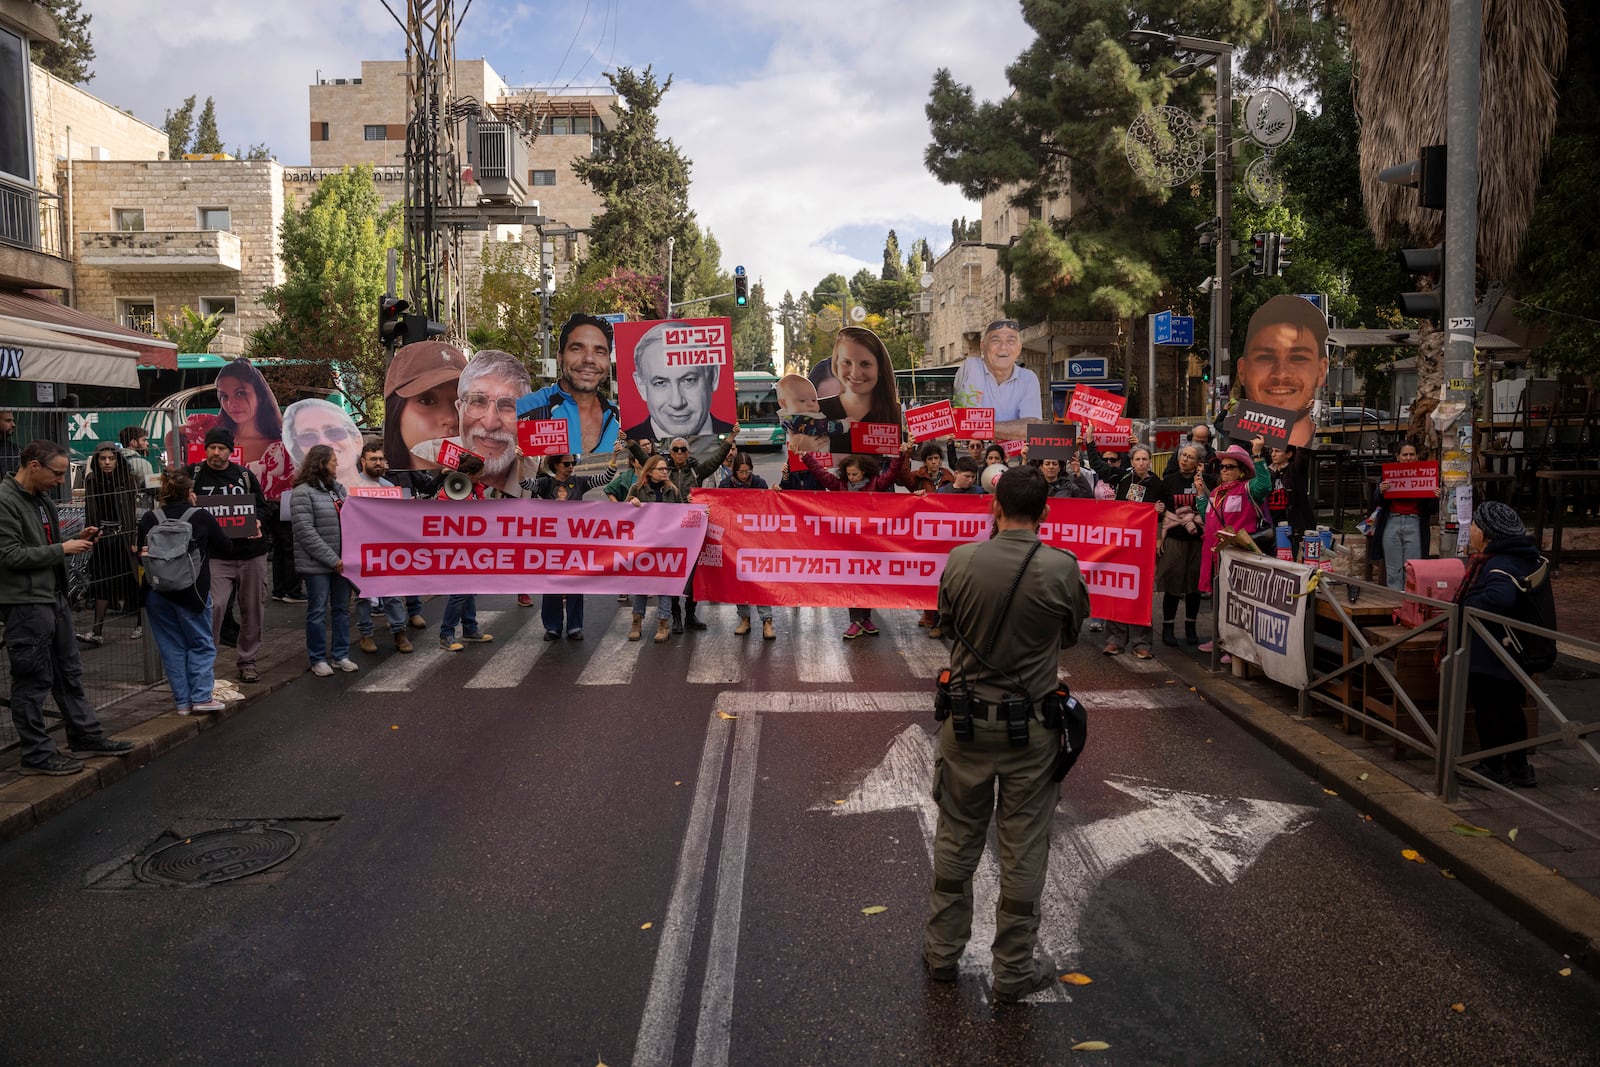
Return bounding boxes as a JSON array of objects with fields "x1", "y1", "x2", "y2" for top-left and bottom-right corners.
[
  {"x1": 379, "y1": 295, "x2": 408, "y2": 348},
  {"x1": 402, "y1": 313, "x2": 447, "y2": 346},
  {"x1": 1271, "y1": 235, "x2": 1293, "y2": 276},
  {"x1": 1250, "y1": 233, "x2": 1268, "y2": 276},
  {"x1": 1397, "y1": 244, "x2": 1444, "y2": 322},
  {"x1": 734, "y1": 264, "x2": 748, "y2": 307},
  {"x1": 1378, "y1": 144, "x2": 1447, "y2": 211}
]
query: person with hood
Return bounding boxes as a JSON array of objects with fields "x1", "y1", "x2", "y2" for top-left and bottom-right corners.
[
  {"x1": 79, "y1": 440, "x2": 141, "y2": 646},
  {"x1": 1456, "y1": 502, "x2": 1552, "y2": 789}
]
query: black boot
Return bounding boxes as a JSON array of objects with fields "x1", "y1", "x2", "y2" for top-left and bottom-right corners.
[
  {"x1": 671, "y1": 600, "x2": 684, "y2": 634},
  {"x1": 1184, "y1": 618, "x2": 1200, "y2": 646},
  {"x1": 1161, "y1": 622, "x2": 1178, "y2": 646},
  {"x1": 684, "y1": 598, "x2": 708, "y2": 631}
]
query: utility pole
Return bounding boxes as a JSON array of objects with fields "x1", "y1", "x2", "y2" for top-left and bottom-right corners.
[{"x1": 1441, "y1": 0, "x2": 1481, "y2": 555}]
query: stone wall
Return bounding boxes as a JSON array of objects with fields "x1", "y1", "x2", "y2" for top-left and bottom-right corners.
[{"x1": 30, "y1": 66, "x2": 166, "y2": 205}]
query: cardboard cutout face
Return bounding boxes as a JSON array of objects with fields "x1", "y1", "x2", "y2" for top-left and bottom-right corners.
[
  {"x1": 1237, "y1": 295, "x2": 1330, "y2": 448},
  {"x1": 283, "y1": 399, "x2": 362, "y2": 480}
]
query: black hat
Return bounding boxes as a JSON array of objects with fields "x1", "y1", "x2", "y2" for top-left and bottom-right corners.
[{"x1": 204, "y1": 426, "x2": 235, "y2": 449}]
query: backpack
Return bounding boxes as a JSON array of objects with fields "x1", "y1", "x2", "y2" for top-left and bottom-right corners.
[
  {"x1": 146, "y1": 507, "x2": 203, "y2": 594},
  {"x1": 1395, "y1": 558, "x2": 1466, "y2": 629},
  {"x1": 1494, "y1": 558, "x2": 1558, "y2": 674}
]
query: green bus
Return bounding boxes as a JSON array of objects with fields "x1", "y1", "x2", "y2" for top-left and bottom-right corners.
[{"x1": 733, "y1": 370, "x2": 784, "y2": 450}]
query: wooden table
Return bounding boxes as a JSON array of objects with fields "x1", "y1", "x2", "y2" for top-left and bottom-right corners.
[
  {"x1": 1533, "y1": 468, "x2": 1600, "y2": 571},
  {"x1": 1312, "y1": 587, "x2": 1405, "y2": 718}
]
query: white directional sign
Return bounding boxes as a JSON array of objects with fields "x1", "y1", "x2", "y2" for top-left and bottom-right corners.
[{"x1": 829, "y1": 725, "x2": 1316, "y2": 1000}]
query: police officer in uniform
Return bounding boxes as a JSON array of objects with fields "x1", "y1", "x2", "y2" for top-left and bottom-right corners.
[{"x1": 925, "y1": 464, "x2": 1090, "y2": 1002}]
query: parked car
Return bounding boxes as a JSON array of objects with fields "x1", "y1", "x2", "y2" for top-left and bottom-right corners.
[{"x1": 1321, "y1": 406, "x2": 1394, "y2": 427}]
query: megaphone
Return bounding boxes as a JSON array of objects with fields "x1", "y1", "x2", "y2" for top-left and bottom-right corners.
[
  {"x1": 442, "y1": 470, "x2": 474, "y2": 500},
  {"x1": 981, "y1": 462, "x2": 1009, "y2": 494}
]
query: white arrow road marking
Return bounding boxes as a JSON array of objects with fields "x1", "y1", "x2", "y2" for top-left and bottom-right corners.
[
  {"x1": 829, "y1": 725, "x2": 1316, "y2": 1001},
  {"x1": 688, "y1": 607, "x2": 747, "y2": 685},
  {"x1": 353, "y1": 611, "x2": 503, "y2": 692}
]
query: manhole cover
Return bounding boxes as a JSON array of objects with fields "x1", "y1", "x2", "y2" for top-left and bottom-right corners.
[{"x1": 135, "y1": 826, "x2": 301, "y2": 886}]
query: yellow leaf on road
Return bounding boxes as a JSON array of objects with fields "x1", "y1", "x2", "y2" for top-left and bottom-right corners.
[
  {"x1": 717, "y1": 711, "x2": 737, "y2": 720},
  {"x1": 640, "y1": 922, "x2": 653, "y2": 930},
  {"x1": 1509, "y1": 828, "x2": 1519, "y2": 841},
  {"x1": 1450, "y1": 1002, "x2": 1466, "y2": 1013},
  {"x1": 1440, "y1": 868, "x2": 1457, "y2": 879},
  {"x1": 1059, "y1": 972, "x2": 1093, "y2": 985},
  {"x1": 1072, "y1": 1041, "x2": 1111, "y2": 1051},
  {"x1": 861, "y1": 905, "x2": 887, "y2": 915},
  {"x1": 1323, "y1": 788, "x2": 1338, "y2": 796},
  {"x1": 832, "y1": 799, "x2": 846, "y2": 805},
  {"x1": 1451, "y1": 822, "x2": 1492, "y2": 837},
  {"x1": 1358, "y1": 772, "x2": 1369, "y2": 781},
  {"x1": 1401, "y1": 849, "x2": 1426, "y2": 864}
]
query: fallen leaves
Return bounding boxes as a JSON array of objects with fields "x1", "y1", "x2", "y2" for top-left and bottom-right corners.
[
  {"x1": 1559, "y1": 967, "x2": 1573, "y2": 977},
  {"x1": 860, "y1": 905, "x2": 887, "y2": 916},
  {"x1": 1509, "y1": 828, "x2": 1519, "y2": 842},
  {"x1": 1072, "y1": 1041, "x2": 1111, "y2": 1051},
  {"x1": 1440, "y1": 869, "x2": 1457, "y2": 880},
  {"x1": 1450, "y1": 1003, "x2": 1466, "y2": 1013},
  {"x1": 674, "y1": 780, "x2": 682, "y2": 786},
  {"x1": 1358, "y1": 772, "x2": 1369, "y2": 782},
  {"x1": 1323, "y1": 788, "x2": 1339, "y2": 797},
  {"x1": 640, "y1": 922, "x2": 653, "y2": 930},
  {"x1": 1451, "y1": 822, "x2": 1492, "y2": 838},
  {"x1": 391, "y1": 725, "x2": 399, "y2": 730},
  {"x1": 1059, "y1": 972, "x2": 1093, "y2": 985},
  {"x1": 832, "y1": 799, "x2": 847, "y2": 805},
  {"x1": 1401, "y1": 849, "x2": 1427, "y2": 864},
  {"x1": 717, "y1": 711, "x2": 738, "y2": 721}
]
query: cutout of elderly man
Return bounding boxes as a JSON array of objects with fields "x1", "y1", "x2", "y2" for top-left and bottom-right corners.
[
  {"x1": 517, "y1": 314, "x2": 622, "y2": 456},
  {"x1": 623, "y1": 320, "x2": 733, "y2": 444},
  {"x1": 413, "y1": 349, "x2": 543, "y2": 497},
  {"x1": 952, "y1": 319, "x2": 1042, "y2": 441},
  {"x1": 1236, "y1": 294, "x2": 1330, "y2": 448}
]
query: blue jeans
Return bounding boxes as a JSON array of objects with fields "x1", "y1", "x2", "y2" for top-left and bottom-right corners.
[
  {"x1": 541, "y1": 594, "x2": 585, "y2": 635},
  {"x1": 405, "y1": 595, "x2": 424, "y2": 620},
  {"x1": 737, "y1": 604, "x2": 773, "y2": 622},
  {"x1": 147, "y1": 590, "x2": 217, "y2": 707},
  {"x1": 632, "y1": 594, "x2": 674, "y2": 621},
  {"x1": 440, "y1": 594, "x2": 481, "y2": 640},
  {"x1": 359, "y1": 596, "x2": 407, "y2": 637},
  {"x1": 1382, "y1": 514, "x2": 1423, "y2": 590},
  {"x1": 304, "y1": 571, "x2": 352, "y2": 665}
]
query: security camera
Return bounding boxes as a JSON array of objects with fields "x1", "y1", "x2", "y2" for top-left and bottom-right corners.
[{"x1": 1197, "y1": 276, "x2": 1217, "y2": 294}]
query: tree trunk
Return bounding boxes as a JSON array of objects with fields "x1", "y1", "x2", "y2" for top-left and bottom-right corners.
[{"x1": 1407, "y1": 322, "x2": 1444, "y2": 455}]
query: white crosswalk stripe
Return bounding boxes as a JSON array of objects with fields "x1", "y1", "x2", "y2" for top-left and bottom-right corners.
[
  {"x1": 354, "y1": 611, "x2": 505, "y2": 692},
  {"x1": 577, "y1": 605, "x2": 649, "y2": 686},
  {"x1": 795, "y1": 608, "x2": 852, "y2": 683},
  {"x1": 465, "y1": 628, "x2": 556, "y2": 689},
  {"x1": 890, "y1": 619, "x2": 950, "y2": 679},
  {"x1": 687, "y1": 607, "x2": 747, "y2": 686}
]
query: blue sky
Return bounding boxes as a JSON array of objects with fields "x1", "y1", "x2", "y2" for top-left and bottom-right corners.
[{"x1": 81, "y1": 0, "x2": 1034, "y2": 309}]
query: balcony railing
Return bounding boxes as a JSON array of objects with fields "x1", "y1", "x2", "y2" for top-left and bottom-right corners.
[{"x1": 0, "y1": 180, "x2": 67, "y2": 259}]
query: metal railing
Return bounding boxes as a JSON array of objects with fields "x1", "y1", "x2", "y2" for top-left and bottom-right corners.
[{"x1": 0, "y1": 181, "x2": 66, "y2": 259}]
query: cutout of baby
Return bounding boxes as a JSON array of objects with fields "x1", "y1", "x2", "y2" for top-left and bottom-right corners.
[{"x1": 777, "y1": 373, "x2": 848, "y2": 453}]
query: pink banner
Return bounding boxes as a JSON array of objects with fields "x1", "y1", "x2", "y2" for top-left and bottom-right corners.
[
  {"x1": 905, "y1": 400, "x2": 955, "y2": 441},
  {"x1": 340, "y1": 497, "x2": 708, "y2": 597},
  {"x1": 692, "y1": 490, "x2": 1156, "y2": 623}
]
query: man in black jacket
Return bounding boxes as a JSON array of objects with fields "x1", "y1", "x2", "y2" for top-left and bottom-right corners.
[
  {"x1": 0, "y1": 440, "x2": 135, "y2": 774},
  {"x1": 188, "y1": 426, "x2": 269, "y2": 683}
]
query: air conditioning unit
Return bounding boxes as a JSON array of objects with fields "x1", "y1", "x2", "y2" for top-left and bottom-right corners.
[{"x1": 475, "y1": 121, "x2": 529, "y2": 206}]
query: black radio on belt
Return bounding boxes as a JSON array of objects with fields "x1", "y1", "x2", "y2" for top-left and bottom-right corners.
[
  {"x1": 1001, "y1": 693, "x2": 1030, "y2": 747},
  {"x1": 934, "y1": 669, "x2": 974, "y2": 740}
]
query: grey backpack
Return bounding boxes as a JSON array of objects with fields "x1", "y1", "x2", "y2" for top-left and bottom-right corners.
[{"x1": 146, "y1": 507, "x2": 203, "y2": 593}]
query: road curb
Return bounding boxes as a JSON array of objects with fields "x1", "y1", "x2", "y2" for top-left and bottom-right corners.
[
  {"x1": 1159, "y1": 650, "x2": 1600, "y2": 978},
  {"x1": 0, "y1": 665, "x2": 304, "y2": 849}
]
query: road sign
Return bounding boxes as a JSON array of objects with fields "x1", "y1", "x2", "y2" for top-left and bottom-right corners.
[
  {"x1": 849, "y1": 306, "x2": 867, "y2": 323},
  {"x1": 597, "y1": 312, "x2": 627, "y2": 324},
  {"x1": 1297, "y1": 293, "x2": 1326, "y2": 312},
  {"x1": 734, "y1": 265, "x2": 746, "y2": 277},
  {"x1": 1065, "y1": 357, "x2": 1109, "y2": 380},
  {"x1": 1153, "y1": 311, "x2": 1194, "y2": 346}
]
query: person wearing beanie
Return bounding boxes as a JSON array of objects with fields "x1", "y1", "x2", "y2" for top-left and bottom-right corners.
[
  {"x1": 189, "y1": 420, "x2": 269, "y2": 684},
  {"x1": 1368, "y1": 442, "x2": 1440, "y2": 590},
  {"x1": 204, "y1": 426, "x2": 235, "y2": 450},
  {"x1": 1457, "y1": 501, "x2": 1549, "y2": 789}
]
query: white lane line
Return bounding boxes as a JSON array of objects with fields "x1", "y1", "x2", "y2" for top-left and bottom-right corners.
[
  {"x1": 715, "y1": 691, "x2": 927, "y2": 714},
  {"x1": 354, "y1": 611, "x2": 503, "y2": 692},
  {"x1": 795, "y1": 608, "x2": 852, "y2": 684},
  {"x1": 632, "y1": 711, "x2": 733, "y2": 1067},
  {"x1": 691, "y1": 714, "x2": 762, "y2": 1067},
  {"x1": 1080, "y1": 687, "x2": 1191, "y2": 710},
  {"x1": 890, "y1": 621, "x2": 950, "y2": 679},
  {"x1": 577, "y1": 607, "x2": 646, "y2": 686},
  {"x1": 688, "y1": 609, "x2": 746, "y2": 685},
  {"x1": 464, "y1": 629, "x2": 555, "y2": 689}
]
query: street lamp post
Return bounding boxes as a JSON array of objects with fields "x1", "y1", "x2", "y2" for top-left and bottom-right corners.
[{"x1": 665, "y1": 236, "x2": 674, "y2": 318}]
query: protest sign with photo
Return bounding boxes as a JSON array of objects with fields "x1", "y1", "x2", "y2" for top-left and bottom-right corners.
[
  {"x1": 1381, "y1": 462, "x2": 1440, "y2": 499},
  {"x1": 954, "y1": 408, "x2": 994, "y2": 440},
  {"x1": 193, "y1": 493, "x2": 260, "y2": 539},
  {"x1": 517, "y1": 419, "x2": 571, "y2": 458},
  {"x1": 1225, "y1": 399, "x2": 1300, "y2": 450},
  {"x1": 1236, "y1": 293, "x2": 1330, "y2": 449},
  {"x1": 1066, "y1": 384, "x2": 1126, "y2": 429},
  {"x1": 905, "y1": 400, "x2": 956, "y2": 442},
  {"x1": 340, "y1": 498, "x2": 708, "y2": 597},
  {"x1": 693, "y1": 490, "x2": 1156, "y2": 623},
  {"x1": 613, "y1": 318, "x2": 736, "y2": 443},
  {"x1": 850, "y1": 422, "x2": 902, "y2": 456},
  {"x1": 1025, "y1": 422, "x2": 1077, "y2": 461}
]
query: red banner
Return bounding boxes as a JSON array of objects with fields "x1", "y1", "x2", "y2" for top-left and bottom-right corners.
[
  {"x1": 1382, "y1": 462, "x2": 1440, "y2": 499},
  {"x1": 185, "y1": 440, "x2": 244, "y2": 466},
  {"x1": 905, "y1": 401, "x2": 955, "y2": 441},
  {"x1": 693, "y1": 490, "x2": 1156, "y2": 623},
  {"x1": 518, "y1": 419, "x2": 570, "y2": 457},
  {"x1": 954, "y1": 408, "x2": 994, "y2": 440},
  {"x1": 850, "y1": 421, "x2": 902, "y2": 455},
  {"x1": 1067, "y1": 384, "x2": 1126, "y2": 429}
]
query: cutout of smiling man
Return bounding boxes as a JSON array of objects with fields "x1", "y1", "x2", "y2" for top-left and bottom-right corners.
[
  {"x1": 1236, "y1": 294, "x2": 1330, "y2": 448},
  {"x1": 623, "y1": 319, "x2": 733, "y2": 444},
  {"x1": 952, "y1": 318, "x2": 1042, "y2": 441}
]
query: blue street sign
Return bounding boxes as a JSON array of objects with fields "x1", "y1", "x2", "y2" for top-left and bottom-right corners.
[
  {"x1": 1153, "y1": 311, "x2": 1194, "y2": 346},
  {"x1": 734, "y1": 265, "x2": 747, "y2": 276},
  {"x1": 1152, "y1": 310, "x2": 1173, "y2": 345},
  {"x1": 597, "y1": 312, "x2": 627, "y2": 324},
  {"x1": 1298, "y1": 293, "x2": 1325, "y2": 311},
  {"x1": 1064, "y1": 357, "x2": 1109, "y2": 380}
]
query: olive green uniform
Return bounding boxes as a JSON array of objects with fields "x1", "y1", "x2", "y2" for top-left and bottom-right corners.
[{"x1": 925, "y1": 528, "x2": 1090, "y2": 997}]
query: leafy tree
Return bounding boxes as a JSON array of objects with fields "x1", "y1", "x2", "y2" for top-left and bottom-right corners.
[
  {"x1": 882, "y1": 230, "x2": 905, "y2": 280},
  {"x1": 159, "y1": 307, "x2": 224, "y2": 354},
  {"x1": 549, "y1": 260, "x2": 662, "y2": 327},
  {"x1": 466, "y1": 240, "x2": 543, "y2": 362},
  {"x1": 732, "y1": 280, "x2": 774, "y2": 372},
  {"x1": 848, "y1": 268, "x2": 876, "y2": 303},
  {"x1": 809, "y1": 273, "x2": 850, "y2": 313},
  {"x1": 162, "y1": 95, "x2": 196, "y2": 159},
  {"x1": 29, "y1": 0, "x2": 94, "y2": 84},
  {"x1": 776, "y1": 290, "x2": 806, "y2": 359},
  {"x1": 572, "y1": 66, "x2": 698, "y2": 309},
  {"x1": 244, "y1": 166, "x2": 401, "y2": 422},
  {"x1": 950, "y1": 217, "x2": 981, "y2": 243},
  {"x1": 236, "y1": 143, "x2": 275, "y2": 161},
  {"x1": 193, "y1": 97, "x2": 223, "y2": 154}
]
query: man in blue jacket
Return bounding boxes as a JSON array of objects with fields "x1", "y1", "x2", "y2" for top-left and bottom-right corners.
[{"x1": 517, "y1": 313, "x2": 622, "y2": 457}]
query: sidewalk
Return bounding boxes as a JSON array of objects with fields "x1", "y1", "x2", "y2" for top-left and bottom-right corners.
[{"x1": 1153, "y1": 573, "x2": 1600, "y2": 976}]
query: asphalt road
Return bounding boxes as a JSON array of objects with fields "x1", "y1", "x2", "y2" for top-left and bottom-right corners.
[{"x1": 1, "y1": 590, "x2": 1597, "y2": 1066}]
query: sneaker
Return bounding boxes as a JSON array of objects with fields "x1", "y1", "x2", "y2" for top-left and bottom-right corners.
[
  {"x1": 333, "y1": 658, "x2": 360, "y2": 672},
  {"x1": 369, "y1": 605, "x2": 385, "y2": 617},
  {"x1": 460, "y1": 632, "x2": 493, "y2": 643},
  {"x1": 517, "y1": 594, "x2": 534, "y2": 607},
  {"x1": 735, "y1": 618, "x2": 752, "y2": 636},
  {"x1": 762, "y1": 619, "x2": 776, "y2": 640},
  {"x1": 566, "y1": 630, "x2": 583, "y2": 641},
  {"x1": 617, "y1": 595, "x2": 630, "y2": 603},
  {"x1": 1103, "y1": 643, "x2": 1122, "y2": 656},
  {"x1": 311, "y1": 661, "x2": 334, "y2": 677},
  {"x1": 1197, "y1": 640, "x2": 1215, "y2": 653},
  {"x1": 66, "y1": 736, "x2": 134, "y2": 758},
  {"x1": 1134, "y1": 648, "x2": 1154, "y2": 660},
  {"x1": 394, "y1": 633, "x2": 414, "y2": 653},
  {"x1": 19, "y1": 753, "x2": 84, "y2": 776},
  {"x1": 409, "y1": 613, "x2": 427, "y2": 629},
  {"x1": 860, "y1": 620, "x2": 880, "y2": 636},
  {"x1": 239, "y1": 665, "x2": 261, "y2": 684},
  {"x1": 1088, "y1": 620, "x2": 1104, "y2": 632},
  {"x1": 843, "y1": 622, "x2": 864, "y2": 640},
  {"x1": 76, "y1": 631, "x2": 103, "y2": 647},
  {"x1": 192, "y1": 700, "x2": 226, "y2": 713},
  {"x1": 281, "y1": 592, "x2": 307, "y2": 604},
  {"x1": 544, "y1": 631, "x2": 562, "y2": 641},
  {"x1": 130, "y1": 627, "x2": 143, "y2": 640},
  {"x1": 439, "y1": 638, "x2": 464, "y2": 652},
  {"x1": 685, "y1": 614, "x2": 708, "y2": 632},
  {"x1": 359, "y1": 635, "x2": 379, "y2": 654},
  {"x1": 175, "y1": 705, "x2": 192, "y2": 716}
]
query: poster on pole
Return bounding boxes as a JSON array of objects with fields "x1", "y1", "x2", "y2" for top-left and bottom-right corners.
[{"x1": 613, "y1": 318, "x2": 736, "y2": 443}]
